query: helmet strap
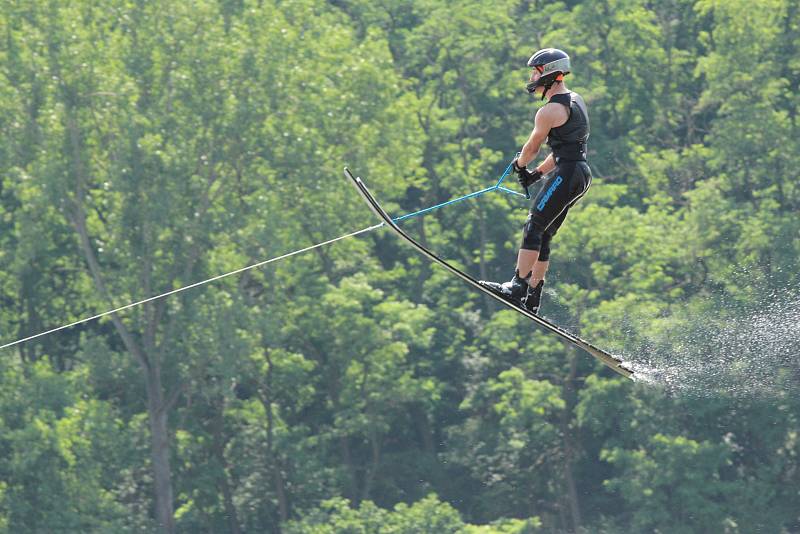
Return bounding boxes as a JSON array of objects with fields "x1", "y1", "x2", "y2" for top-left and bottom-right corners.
[
  {"x1": 542, "y1": 75, "x2": 565, "y2": 101},
  {"x1": 541, "y1": 80, "x2": 556, "y2": 101}
]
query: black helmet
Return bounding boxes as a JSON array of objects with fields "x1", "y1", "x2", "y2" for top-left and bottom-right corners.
[{"x1": 526, "y1": 48, "x2": 571, "y2": 99}]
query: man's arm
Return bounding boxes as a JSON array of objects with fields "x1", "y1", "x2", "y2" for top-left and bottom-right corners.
[
  {"x1": 536, "y1": 153, "x2": 556, "y2": 174},
  {"x1": 516, "y1": 104, "x2": 560, "y2": 168}
]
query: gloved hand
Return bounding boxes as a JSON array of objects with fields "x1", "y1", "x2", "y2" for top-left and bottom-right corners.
[{"x1": 512, "y1": 159, "x2": 543, "y2": 189}]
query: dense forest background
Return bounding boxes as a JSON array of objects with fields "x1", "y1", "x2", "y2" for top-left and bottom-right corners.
[{"x1": 1, "y1": 0, "x2": 799, "y2": 532}]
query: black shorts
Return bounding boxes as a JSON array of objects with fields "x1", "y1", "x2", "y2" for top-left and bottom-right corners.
[{"x1": 521, "y1": 160, "x2": 592, "y2": 254}]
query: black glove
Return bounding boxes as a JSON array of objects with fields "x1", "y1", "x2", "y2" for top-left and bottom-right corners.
[{"x1": 513, "y1": 159, "x2": 543, "y2": 189}]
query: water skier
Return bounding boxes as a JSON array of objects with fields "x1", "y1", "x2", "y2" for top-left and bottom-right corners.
[{"x1": 480, "y1": 48, "x2": 592, "y2": 315}]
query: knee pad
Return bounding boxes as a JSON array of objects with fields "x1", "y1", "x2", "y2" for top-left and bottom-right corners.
[{"x1": 521, "y1": 214, "x2": 545, "y2": 251}]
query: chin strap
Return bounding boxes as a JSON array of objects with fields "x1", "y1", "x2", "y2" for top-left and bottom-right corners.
[{"x1": 540, "y1": 75, "x2": 565, "y2": 101}]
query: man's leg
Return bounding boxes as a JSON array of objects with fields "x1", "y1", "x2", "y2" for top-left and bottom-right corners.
[
  {"x1": 523, "y1": 206, "x2": 562, "y2": 313},
  {"x1": 531, "y1": 260, "x2": 549, "y2": 285},
  {"x1": 480, "y1": 168, "x2": 575, "y2": 306},
  {"x1": 530, "y1": 216, "x2": 559, "y2": 286},
  {"x1": 516, "y1": 248, "x2": 539, "y2": 279},
  {"x1": 523, "y1": 250, "x2": 549, "y2": 314}
]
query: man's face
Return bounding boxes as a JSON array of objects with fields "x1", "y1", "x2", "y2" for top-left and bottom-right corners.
[{"x1": 529, "y1": 67, "x2": 543, "y2": 93}]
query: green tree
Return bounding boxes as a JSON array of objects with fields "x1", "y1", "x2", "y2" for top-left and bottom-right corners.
[
  {"x1": 284, "y1": 494, "x2": 464, "y2": 534},
  {"x1": 0, "y1": 361, "x2": 136, "y2": 531},
  {"x1": 602, "y1": 434, "x2": 734, "y2": 533}
]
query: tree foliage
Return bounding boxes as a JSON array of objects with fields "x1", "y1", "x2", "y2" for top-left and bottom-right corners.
[{"x1": 1, "y1": 0, "x2": 799, "y2": 532}]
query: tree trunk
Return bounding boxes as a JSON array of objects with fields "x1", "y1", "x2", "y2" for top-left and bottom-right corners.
[
  {"x1": 339, "y1": 435, "x2": 358, "y2": 502},
  {"x1": 261, "y1": 353, "x2": 289, "y2": 528},
  {"x1": 326, "y1": 371, "x2": 358, "y2": 500},
  {"x1": 68, "y1": 116, "x2": 178, "y2": 533},
  {"x1": 412, "y1": 403, "x2": 436, "y2": 454},
  {"x1": 148, "y1": 382, "x2": 176, "y2": 534},
  {"x1": 212, "y1": 410, "x2": 241, "y2": 534},
  {"x1": 272, "y1": 466, "x2": 289, "y2": 531},
  {"x1": 361, "y1": 421, "x2": 381, "y2": 502}
]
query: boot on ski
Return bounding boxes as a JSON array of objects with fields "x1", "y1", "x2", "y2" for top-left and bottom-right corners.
[
  {"x1": 479, "y1": 270, "x2": 531, "y2": 307},
  {"x1": 524, "y1": 279, "x2": 544, "y2": 314}
]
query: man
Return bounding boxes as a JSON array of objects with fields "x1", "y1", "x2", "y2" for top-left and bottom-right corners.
[{"x1": 480, "y1": 48, "x2": 591, "y2": 314}]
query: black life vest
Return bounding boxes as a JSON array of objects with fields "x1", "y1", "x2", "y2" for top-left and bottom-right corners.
[{"x1": 547, "y1": 91, "x2": 589, "y2": 162}]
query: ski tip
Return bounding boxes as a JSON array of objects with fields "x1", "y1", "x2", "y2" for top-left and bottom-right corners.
[
  {"x1": 618, "y1": 361, "x2": 635, "y2": 380},
  {"x1": 343, "y1": 166, "x2": 361, "y2": 183}
]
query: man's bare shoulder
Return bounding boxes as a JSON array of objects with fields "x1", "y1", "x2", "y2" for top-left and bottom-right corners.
[{"x1": 535, "y1": 100, "x2": 569, "y2": 128}]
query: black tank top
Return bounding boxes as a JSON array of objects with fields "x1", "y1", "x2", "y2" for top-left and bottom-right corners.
[{"x1": 547, "y1": 91, "x2": 589, "y2": 162}]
